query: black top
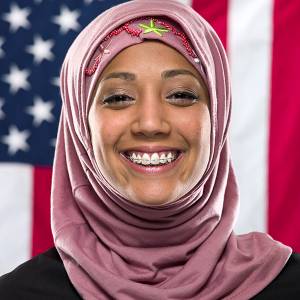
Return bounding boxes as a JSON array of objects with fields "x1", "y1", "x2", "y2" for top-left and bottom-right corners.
[{"x1": 0, "y1": 247, "x2": 299, "y2": 299}]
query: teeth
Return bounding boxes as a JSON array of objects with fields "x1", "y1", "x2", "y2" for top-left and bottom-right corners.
[
  {"x1": 150, "y1": 153, "x2": 160, "y2": 165},
  {"x1": 126, "y1": 151, "x2": 179, "y2": 166},
  {"x1": 159, "y1": 153, "x2": 167, "y2": 163},
  {"x1": 142, "y1": 153, "x2": 151, "y2": 165}
]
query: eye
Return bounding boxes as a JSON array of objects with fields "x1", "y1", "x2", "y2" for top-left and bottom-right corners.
[
  {"x1": 166, "y1": 91, "x2": 199, "y2": 105},
  {"x1": 102, "y1": 94, "x2": 135, "y2": 107}
]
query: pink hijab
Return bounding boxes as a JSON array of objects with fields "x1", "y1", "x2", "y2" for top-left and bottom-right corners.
[{"x1": 51, "y1": 0, "x2": 292, "y2": 299}]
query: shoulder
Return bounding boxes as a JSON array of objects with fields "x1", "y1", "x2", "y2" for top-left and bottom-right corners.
[
  {"x1": 252, "y1": 253, "x2": 300, "y2": 299},
  {"x1": 0, "y1": 247, "x2": 81, "y2": 300}
]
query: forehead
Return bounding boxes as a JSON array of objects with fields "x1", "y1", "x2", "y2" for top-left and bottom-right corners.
[{"x1": 100, "y1": 41, "x2": 201, "y2": 79}]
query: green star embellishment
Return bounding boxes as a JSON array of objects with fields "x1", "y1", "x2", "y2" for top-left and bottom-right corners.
[{"x1": 138, "y1": 19, "x2": 169, "y2": 36}]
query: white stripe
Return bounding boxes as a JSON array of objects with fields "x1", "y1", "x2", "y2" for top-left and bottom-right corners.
[
  {"x1": 176, "y1": 0, "x2": 192, "y2": 6},
  {"x1": 228, "y1": 0, "x2": 273, "y2": 233},
  {"x1": 0, "y1": 163, "x2": 32, "y2": 275}
]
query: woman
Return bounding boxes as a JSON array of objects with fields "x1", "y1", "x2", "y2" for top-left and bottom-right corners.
[{"x1": 1, "y1": 0, "x2": 299, "y2": 299}]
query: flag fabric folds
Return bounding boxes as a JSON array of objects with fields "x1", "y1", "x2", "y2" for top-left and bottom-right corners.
[{"x1": 0, "y1": 0, "x2": 299, "y2": 275}]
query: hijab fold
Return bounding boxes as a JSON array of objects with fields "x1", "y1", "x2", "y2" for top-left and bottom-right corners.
[{"x1": 51, "y1": 0, "x2": 292, "y2": 299}]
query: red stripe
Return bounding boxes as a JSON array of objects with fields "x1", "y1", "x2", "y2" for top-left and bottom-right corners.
[
  {"x1": 31, "y1": 167, "x2": 54, "y2": 257},
  {"x1": 192, "y1": 0, "x2": 228, "y2": 49},
  {"x1": 268, "y1": 0, "x2": 300, "y2": 251}
]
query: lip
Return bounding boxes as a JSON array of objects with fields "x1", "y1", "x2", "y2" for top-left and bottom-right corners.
[
  {"x1": 119, "y1": 151, "x2": 184, "y2": 175},
  {"x1": 120, "y1": 145, "x2": 184, "y2": 153}
]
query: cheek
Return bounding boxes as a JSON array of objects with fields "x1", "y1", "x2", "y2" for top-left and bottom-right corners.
[
  {"x1": 195, "y1": 117, "x2": 211, "y2": 160},
  {"x1": 192, "y1": 117, "x2": 211, "y2": 148},
  {"x1": 89, "y1": 110, "x2": 127, "y2": 159},
  {"x1": 188, "y1": 108, "x2": 211, "y2": 180},
  {"x1": 175, "y1": 106, "x2": 211, "y2": 148}
]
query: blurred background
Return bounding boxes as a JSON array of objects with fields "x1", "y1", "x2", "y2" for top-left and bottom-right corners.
[{"x1": 0, "y1": 0, "x2": 299, "y2": 275}]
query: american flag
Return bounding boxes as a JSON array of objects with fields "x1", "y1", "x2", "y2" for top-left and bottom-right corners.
[{"x1": 1, "y1": 0, "x2": 299, "y2": 275}]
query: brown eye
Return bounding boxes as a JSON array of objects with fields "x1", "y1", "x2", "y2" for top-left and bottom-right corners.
[
  {"x1": 102, "y1": 94, "x2": 135, "y2": 106},
  {"x1": 166, "y1": 91, "x2": 199, "y2": 105}
]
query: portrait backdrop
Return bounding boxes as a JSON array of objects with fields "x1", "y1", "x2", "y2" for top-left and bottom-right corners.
[{"x1": 0, "y1": 0, "x2": 299, "y2": 275}]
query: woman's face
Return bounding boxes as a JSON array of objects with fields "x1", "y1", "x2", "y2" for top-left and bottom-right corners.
[{"x1": 89, "y1": 41, "x2": 211, "y2": 206}]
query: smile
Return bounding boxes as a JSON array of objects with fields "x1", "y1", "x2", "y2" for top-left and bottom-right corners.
[
  {"x1": 120, "y1": 150, "x2": 184, "y2": 174},
  {"x1": 125, "y1": 150, "x2": 179, "y2": 166}
]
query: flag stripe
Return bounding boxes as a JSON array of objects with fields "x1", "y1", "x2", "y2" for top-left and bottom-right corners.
[
  {"x1": 192, "y1": 0, "x2": 228, "y2": 49},
  {"x1": 177, "y1": 0, "x2": 192, "y2": 6},
  {"x1": 0, "y1": 164, "x2": 32, "y2": 274},
  {"x1": 228, "y1": 0, "x2": 273, "y2": 233},
  {"x1": 31, "y1": 166, "x2": 53, "y2": 257},
  {"x1": 268, "y1": 0, "x2": 300, "y2": 251}
]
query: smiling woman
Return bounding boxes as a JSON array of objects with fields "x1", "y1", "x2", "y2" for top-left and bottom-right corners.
[
  {"x1": 88, "y1": 41, "x2": 211, "y2": 206},
  {"x1": 0, "y1": 0, "x2": 299, "y2": 299}
]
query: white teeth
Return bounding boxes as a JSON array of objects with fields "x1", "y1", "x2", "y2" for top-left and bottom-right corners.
[
  {"x1": 141, "y1": 153, "x2": 151, "y2": 165},
  {"x1": 159, "y1": 153, "x2": 167, "y2": 163},
  {"x1": 150, "y1": 153, "x2": 160, "y2": 165},
  {"x1": 126, "y1": 151, "x2": 179, "y2": 166}
]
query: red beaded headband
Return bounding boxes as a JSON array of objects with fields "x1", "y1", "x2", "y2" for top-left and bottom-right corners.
[{"x1": 85, "y1": 17, "x2": 200, "y2": 76}]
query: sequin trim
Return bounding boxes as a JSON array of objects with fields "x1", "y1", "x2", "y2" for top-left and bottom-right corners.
[{"x1": 85, "y1": 17, "x2": 198, "y2": 76}]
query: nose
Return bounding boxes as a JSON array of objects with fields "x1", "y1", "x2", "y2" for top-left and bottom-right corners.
[{"x1": 130, "y1": 92, "x2": 171, "y2": 138}]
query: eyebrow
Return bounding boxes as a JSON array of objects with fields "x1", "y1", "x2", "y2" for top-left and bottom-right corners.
[
  {"x1": 102, "y1": 72, "x2": 136, "y2": 81},
  {"x1": 102, "y1": 69, "x2": 199, "y2": 82},
  {"x1": 161, "y1": 69, "x2": 198, "y2": 80}
]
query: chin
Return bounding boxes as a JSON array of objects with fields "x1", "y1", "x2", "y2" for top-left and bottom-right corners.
[
  {"x1": 121, "y1": 180, "x2": 185, "y2": 206},
  {"x1": 129, "y1": 191, "x2": 177, "y2": 206},
  {"x1": 134, "y1": 199, "x2": 171, "y2": 206}
]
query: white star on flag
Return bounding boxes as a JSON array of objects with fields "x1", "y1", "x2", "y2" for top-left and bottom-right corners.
[
  {"x1": 1, "y1": 125, "x2": 30, "y2": 155},
  {"x1": 0, "y1": 98, "x2": 5, "y2": 119},
  {"x1": 26, "y1": 35, "x2": 54, "y2": 64},
  {"x1": 50, "y1": 138, "x2": 57, "y2": 147},
  {"x1": 51, "y1": 76, "x2": 60, "y2": 87},
  {"x1": 26, "y1": 96, "x2": 55, "y2": 126},
  {"x1": 2, "y1": 65, "x2": 30, "y2": 94},
  {"x1": 52, "y1": 6, "x2": 80, "y2": 34},
  {"x1": 0, "y1": 37, "x2": 4, "y2": 58},
  {"x1": 2, "y1": 3, "x2": 31, "y2": 32}
]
